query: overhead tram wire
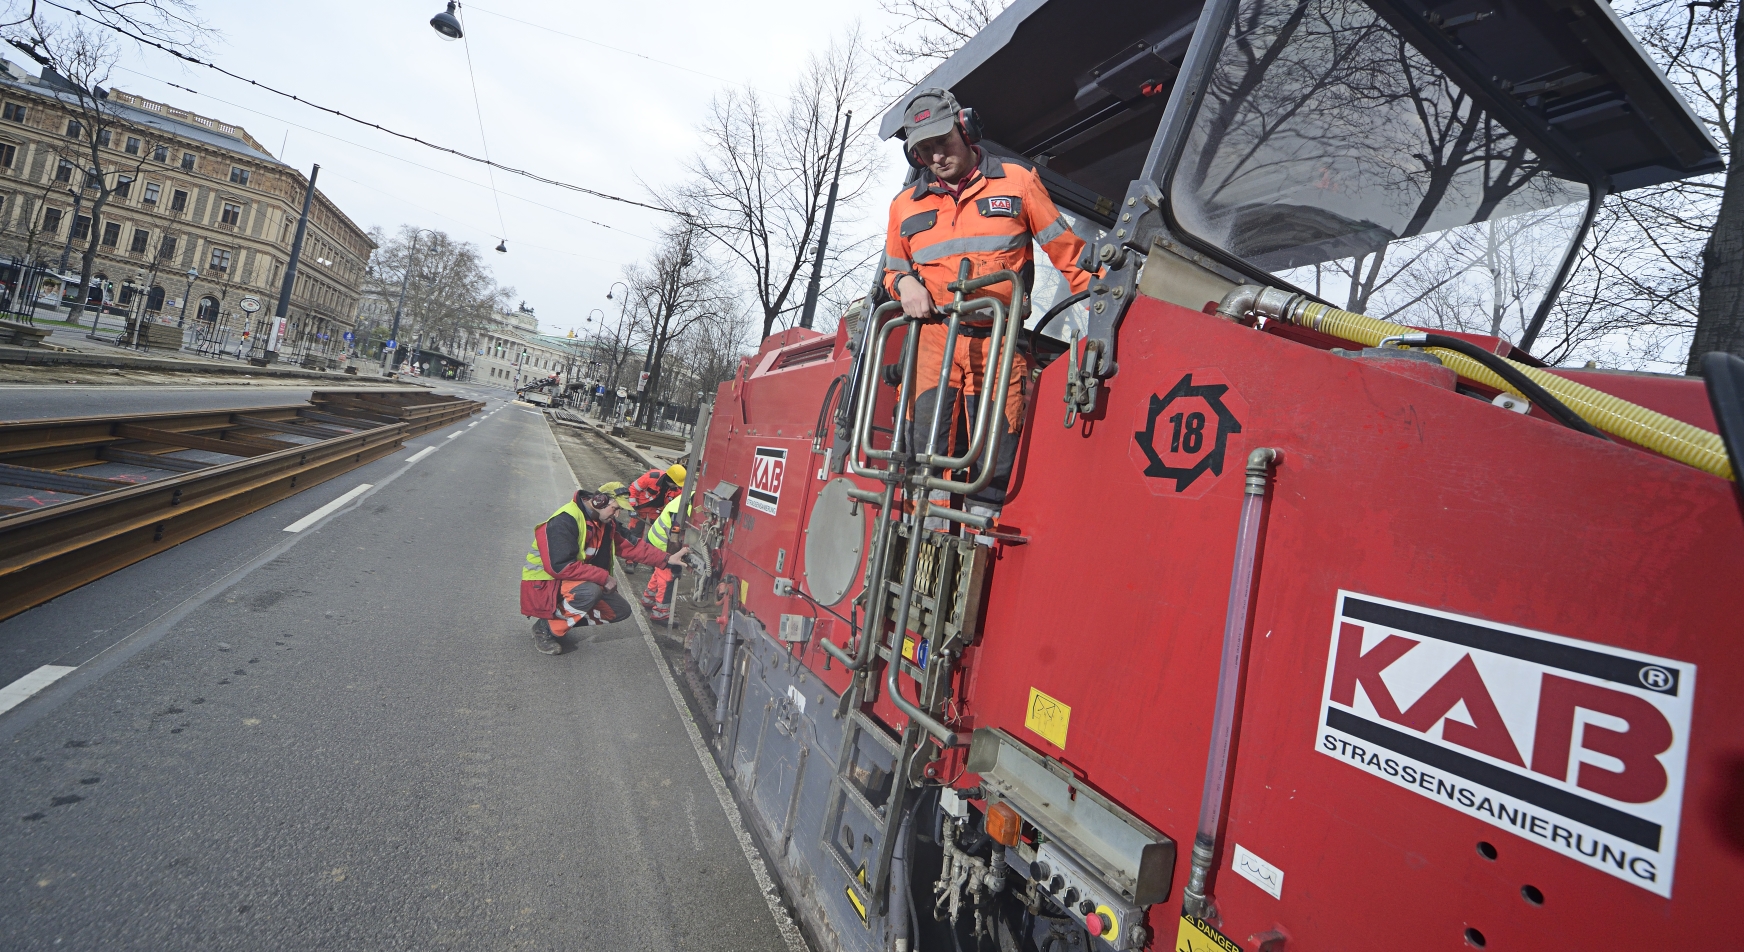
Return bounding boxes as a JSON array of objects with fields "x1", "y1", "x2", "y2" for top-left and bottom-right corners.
[
  {"x1": 40, "y1": 0, "x2": 678, "y2": 217},
  {"x1": 109, "y1": 66, "x2": 655, "y2": 243},
  {"x1": 463, "y1": 3, "x2": 748, "y2": 89},
  {"x1": 456, "y1": 4, "x2": 511, "y2": 252}
]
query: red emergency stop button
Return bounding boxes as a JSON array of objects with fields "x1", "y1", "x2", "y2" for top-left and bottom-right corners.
[{"x1": 1085, "y1": 912, "x2": 1110, "y2": 937}]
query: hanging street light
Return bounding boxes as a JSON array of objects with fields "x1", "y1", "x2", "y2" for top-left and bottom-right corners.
[
  {"x1": 430, "y1": 2, "x2": 464, "y2": 40},
  {"x1": 495, "y1": 240, "x2": 508, "y2": 254}
]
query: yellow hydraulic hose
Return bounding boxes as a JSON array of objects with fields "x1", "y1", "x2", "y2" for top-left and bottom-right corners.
[{"x1": 1242, "y1": 291, "x2": 1733, "y2": 481}]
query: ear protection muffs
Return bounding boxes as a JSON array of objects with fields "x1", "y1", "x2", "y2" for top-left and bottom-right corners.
[{"x1": 583, "y1": 492, "x2": 613, "y2": 512}]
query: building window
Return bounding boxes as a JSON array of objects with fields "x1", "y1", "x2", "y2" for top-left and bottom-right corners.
[
  {"x1": 0, "y1": 143, "x2": 13, "y2": 168},
  {"x1": 170, "y1": 188, "x2": 188, "y2": 212},
  {"x1": 115, "y1": 176, "x2": 132, "y2": 198},
  {"x1": 2, "y1": 103, "x2": 24, "y2": 122},
  {"x1": 142, "y1": 181, "x2": 160, "y2": 205},
  {"x1": 221, "y1": 201, "x2": 241, "y2": 226},
  {"x1": 130, "y1": 228, "x2": 149, "y2": 253},
  {"x1": 71, "y1": 215, "x2": 90, "y2": 240},
  {"x1": 101, "y1": 221, "x2": 120, "y2": 247},
  {"x1": 197, "y1": 296, "x2": 218, "y2": 321},
  {"x1": 125, "y1": 136, "x2": 140, "y2": 155},
  {"x1": 153, "y1": 144, "x2": 167, "y2": 162},
  {"x1": 41, "y1": 207, "x2": 61, "y2": 233},
  {"x1": 209, "y1": 247, "x2": 231, "y2": 272},
  {"x1": 146, "y1": 286, "x2": 165, "y2": 311},
  {"x1": 97, "y1": 129, "x2": 110, "y2": 148},
  {"x1": 65, "y1": 120, "x2": 80, "y2": 138},
  {"x1": 158, "y1": 235, "x2": 176, "y2": 260},
  {"x1": 54, "y1": 160, "x2": 73, "y2": 183},
  {"x1": 180, "y1": 152, "x2": 195, "y2": 171},
  {"x1": 229, "y1": 166, "x2": 250, "y2": 185},
  {"x1": 118, "y1": 284, "x2": 134, "y2": 305}
]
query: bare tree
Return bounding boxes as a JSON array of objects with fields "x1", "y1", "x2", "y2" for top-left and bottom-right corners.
[
  {"x1": 0, "y1": 0, "x2": 207, "y2": 50},
  {"x1": 366, "y1": 225, "x2": 512, "y2": 361},
  {"x1": 876, "y1": 0, "x2": 1008, "y2": 87},
  {"x1": 621, "y1": 223, "x2": 739, "y2": 428},
  {"x1": 659, "y1": 31, "x2": 882, "y2": 341},
  {"x1": 1687, "y1": 0, "x2": 1743, "y2": 369}
]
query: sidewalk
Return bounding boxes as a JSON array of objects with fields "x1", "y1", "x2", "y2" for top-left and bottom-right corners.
[{"x1": 1, "y1": 320, "x2": 391, "y2": 382}]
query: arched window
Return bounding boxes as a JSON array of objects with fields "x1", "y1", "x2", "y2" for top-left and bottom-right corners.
[
  {"x1": 146, "y1": 286, "x2": 165, "y2": 312},
  {"x1": 197, "y1": 296, "x2": 219, "y2": 321}
]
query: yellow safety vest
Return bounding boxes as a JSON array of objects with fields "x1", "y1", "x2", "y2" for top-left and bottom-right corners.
[
  {"x1": 522, "y1": 499, "x2": 590, "y2": 581},
  {"x1": 645, "y1": 496, "x2": 691, "y2": 553}
]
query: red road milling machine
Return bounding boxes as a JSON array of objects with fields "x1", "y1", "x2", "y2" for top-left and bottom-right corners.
[{"x1": 671, "y1": 1, "x2": 1744, "y2": 949}]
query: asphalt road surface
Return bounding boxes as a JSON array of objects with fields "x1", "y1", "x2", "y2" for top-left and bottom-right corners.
[{"x1": 0, "y1": 393, "x2": 801, "y2": 951}]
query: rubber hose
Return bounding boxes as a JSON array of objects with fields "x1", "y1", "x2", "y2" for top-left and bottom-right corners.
[
  {"x1": 1276, "y1": 299, "x2": 1733, "y2": 480},
  {"x1": 1031, "y1": 290, "x2": 1091, "y2": 337},
  {"x1": 1413, "y1": 334, "x2": 1607, "y2": 440}
]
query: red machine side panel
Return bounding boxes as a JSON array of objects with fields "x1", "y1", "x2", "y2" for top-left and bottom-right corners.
[{"x1": 970, "y1": 295, "x2": 1744, "y2": 949}]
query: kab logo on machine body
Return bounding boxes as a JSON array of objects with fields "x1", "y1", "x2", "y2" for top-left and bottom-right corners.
[
  {"x1": 747, "y1": 446, "x2": 786, "y2": 515},
  {"x1": 1316, "y1": 591, "x2": 1694, "y2": 897}
]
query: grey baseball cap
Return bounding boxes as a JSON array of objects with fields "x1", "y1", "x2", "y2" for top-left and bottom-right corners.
[{"x1": 899, "y1": 88, "x2": 962, "y2": 144}]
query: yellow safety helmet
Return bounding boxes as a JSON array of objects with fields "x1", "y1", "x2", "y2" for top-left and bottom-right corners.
[{"x1": 665, "y1": 464, "x2": 687, "y2": 486}]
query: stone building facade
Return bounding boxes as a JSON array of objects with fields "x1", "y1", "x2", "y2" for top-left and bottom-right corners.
[{"x1": 0, "y1": 58, "x2": 373, "y2": 364}]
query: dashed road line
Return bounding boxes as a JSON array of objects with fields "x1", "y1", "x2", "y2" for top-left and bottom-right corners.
[
  {"x1": 283, "y1": 483, "x2": 373, "y2": 533},
  {"x1": 405, "y1": 446, "x2": 437, "y2": 463},
  {"x1": 0, "y1": 665, "x2": 76, "y2": 716}
]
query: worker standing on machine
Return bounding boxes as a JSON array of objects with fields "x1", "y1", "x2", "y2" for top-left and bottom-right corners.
[
  {"x1": 640, "y1": 493, "x2": 692, "y2": 622},
  {"x1": 520, "y1": 481, "x2": 689, "y2": 656},
  {"x1": 626, "y1": 463, "x2": 684, "y2": 532},
  {"x1": 883, "y1": 87, "x2": 1094, "y2": 510}
]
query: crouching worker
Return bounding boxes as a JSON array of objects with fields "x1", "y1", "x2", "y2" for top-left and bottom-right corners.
[
  {"x1": 521, "y1": 481, "x2": 690, "y2": 656},
  {"x1": 640, "y1": 493, "x2": 693, "y2": 622}
]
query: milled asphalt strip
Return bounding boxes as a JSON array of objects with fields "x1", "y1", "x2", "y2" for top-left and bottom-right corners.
[
  {"x1": 0, "y1": 666, "x2": 76, "y2": 716},
  {"x1": 542, "y1": 415, "x2": 809, "y2": 952},
  {"x1": 283, "y1": 483, "x2": 373, "y2": 533},
  {"x1": 0, "y1": 430, "x2": 455, "y2": 742}
]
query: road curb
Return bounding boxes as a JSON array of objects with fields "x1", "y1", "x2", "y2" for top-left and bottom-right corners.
[
  {"x1": 547, "y1": 410, "x2": 664, "y2": 469},
  {"x1": 0, "y1": 344, "x2": 430, "y2": 385}
]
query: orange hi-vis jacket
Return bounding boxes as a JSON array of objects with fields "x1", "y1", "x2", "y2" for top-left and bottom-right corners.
[{"x1": 883, "y1": 149, "x2": 1092, "y2": 317}]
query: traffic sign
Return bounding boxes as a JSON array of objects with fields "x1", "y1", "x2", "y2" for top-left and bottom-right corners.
[
  {"x1": 637, "y1": 371, "x2": 650, "y2": 392},
  {"x1": 343, "y1": 331, "x2": 355, "y2": 342},
  {"x1": 239, "y1": 297, "x2": 261, "y2": 313},
  {"x1": 384, "y1": 339, "x2": 398, "y2": 350}
]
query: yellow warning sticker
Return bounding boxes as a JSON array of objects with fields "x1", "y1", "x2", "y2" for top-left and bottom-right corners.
[
  {"x1": 1025, "y1": 687, "x2": 1070, "y2": 750},
  {"x1": 845, "y1": 884, "x2": 868, "y2": 925},
  {"x1": 1177, "y1": 915, "x2": 1242, "y2": 952},
  {"x1": 739, "y1": 578, "x2": 750, "y2": 605}
]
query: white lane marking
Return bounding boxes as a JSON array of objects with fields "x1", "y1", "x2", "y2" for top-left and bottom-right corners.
[
  {"x1": 0, "y1": 665, "x2": 77, "y2": 716},
  {"x1": 405, "y1": 447, "x2": 437, "y2": 464},
  {"x1": 520, "y1": 409, "x2": 541, "y2": 415},
  {"x1": 283, "y1": 483, "x2": 373, "y2": 533},
  {"x1": 447, "y1": 432, "x2": 461, "y2": 439},
  {"x1": 468, "y1": 421, "x2": 477, "y2": 427}
]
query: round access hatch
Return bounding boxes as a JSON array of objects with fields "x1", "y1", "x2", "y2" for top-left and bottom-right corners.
[{"x1": 802, "y1": 477, "x2": 866, "y2": 607}]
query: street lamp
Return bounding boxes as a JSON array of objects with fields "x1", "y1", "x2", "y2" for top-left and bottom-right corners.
[
  {"x1": 429, "y1": 2, "x2": 463, "y2": 39},
  {"x1": 124, "y1": 271, "x2": 146, "y2": 349},
  {"x1": 177, "y1": 267, "x2": 198, "y2": 329}
]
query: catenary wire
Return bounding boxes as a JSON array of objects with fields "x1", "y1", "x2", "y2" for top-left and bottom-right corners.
[
  {"x1": 32, "y1": 0, "x2": 680, "y2": 216},
  {"x1": 464, "y1": 3, "x2": 748, "y2": 88},
  {"x1": 109, "y1": 65, "x2": 655, "y2": 243}
]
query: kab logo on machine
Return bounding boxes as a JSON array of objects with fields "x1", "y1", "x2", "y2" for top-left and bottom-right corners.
[
  {"x1": 747, "y1": 446, "x2": 786, "y2": 515},
  {"x1": 1315, "y1": 591, "x2": 1694, "y2": 897}
]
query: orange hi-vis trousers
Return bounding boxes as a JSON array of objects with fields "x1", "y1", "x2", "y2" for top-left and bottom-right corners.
[{"x1": 906, "y1": 322, "x2": 1028, "y2": 506}]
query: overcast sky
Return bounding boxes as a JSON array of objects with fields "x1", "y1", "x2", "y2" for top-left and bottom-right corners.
[{"x1": 91, "y1": 0, "x2": 913, "y2": 337}]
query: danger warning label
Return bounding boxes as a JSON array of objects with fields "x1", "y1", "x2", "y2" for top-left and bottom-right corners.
[
  {"x1": 1316, "y1": 591, "x2": 1694, "y2": 898},
  {"x1": 747, "y1": 446, "x2": 786, "y2": 515}
]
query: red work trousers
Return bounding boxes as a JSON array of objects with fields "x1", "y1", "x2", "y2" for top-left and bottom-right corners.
[
  {"x1": 548, "y1": 579, "x2": 630, "y2": 636},
  {"x1": 643, "y1": 565, "x2": 675, "y2": 619}
]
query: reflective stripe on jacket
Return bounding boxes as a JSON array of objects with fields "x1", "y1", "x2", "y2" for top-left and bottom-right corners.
[
  {"x1": 883, "y1": 149, "x2": 1092, "y2": 315},
  {"x1": 522, "y1": 497, "x2": 669, "y2": 582},
  {"x1": 645, "y1": 496, "x2": 691, "y2": 553},
  {"x1": 522, "y1": 498, "x2": 589, "y2": 581}
]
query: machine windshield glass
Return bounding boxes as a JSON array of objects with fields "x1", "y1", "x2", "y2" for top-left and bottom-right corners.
[{"x1": 1168, "y1": 0, "x2": 1592, "y2": 337}]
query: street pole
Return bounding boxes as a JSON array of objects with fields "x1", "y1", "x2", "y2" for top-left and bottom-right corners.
[
  {"x1": 798, "y1": 109, "x2": 852, "y2": 331},
  {"x1": 59, "y1": 188, "x2": 82, "y2": 273},
  {"x1": 272, "y1": 163, "x2": 319, "y2": 364}
]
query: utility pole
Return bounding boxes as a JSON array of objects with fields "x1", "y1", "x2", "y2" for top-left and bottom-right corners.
[
  {"x1": 799, "y1": 110, "x2": 852, "y2": 330},
  {"x1": 272, "y1": 163, "x2": 319, "y2": 364}
]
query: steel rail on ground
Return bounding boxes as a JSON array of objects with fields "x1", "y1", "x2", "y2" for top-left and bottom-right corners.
[{"x1": 0, "y1": 389, "x2": 483, "y2": 621}]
